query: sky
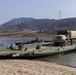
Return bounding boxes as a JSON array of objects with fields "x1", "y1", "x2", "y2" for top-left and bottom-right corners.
[{"x1": 0, "y1": 0, "x2": 76, "y2": 25}]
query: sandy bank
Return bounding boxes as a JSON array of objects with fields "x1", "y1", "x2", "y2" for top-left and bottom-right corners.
[{"x1": 0, "y1": 60, "x2": 76, "y2": 75}]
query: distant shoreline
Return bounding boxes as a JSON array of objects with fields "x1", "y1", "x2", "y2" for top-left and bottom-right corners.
[{"x1": 0, "y1": 29, "x2": 55, "y2": 38}]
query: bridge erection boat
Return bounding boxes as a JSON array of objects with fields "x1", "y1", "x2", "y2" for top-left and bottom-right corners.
[{"x1": 0, "y1": 30, "x2": 76, "y2": 59}]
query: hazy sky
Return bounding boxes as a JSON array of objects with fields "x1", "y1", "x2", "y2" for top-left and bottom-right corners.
[{"x1": 0, "y1": 0, "x2": 76, "y2": 25}]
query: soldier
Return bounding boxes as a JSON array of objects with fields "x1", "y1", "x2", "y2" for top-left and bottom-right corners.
[
  {"x1": 18, "y1": 44, "x2": 23, "y2": 51},
  {"x1": 36, "y1": 44, "x2": 40, "y2": 49},
  {"x1": 10, "y1": 44, "x2": 14, "y2": 50}
]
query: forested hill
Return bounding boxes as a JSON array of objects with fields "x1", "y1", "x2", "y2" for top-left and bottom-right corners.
[{"x1": 0, "y1": 17, "x2": 76, "y2": 30}]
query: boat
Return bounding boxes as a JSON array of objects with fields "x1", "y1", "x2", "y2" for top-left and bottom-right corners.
[{"x1": 0, "y1": 30, "x2": 76, "y2": 59}]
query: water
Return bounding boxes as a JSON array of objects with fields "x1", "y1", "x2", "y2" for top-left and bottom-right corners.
[
  {"x1": 36, "y1": 52, "x2": 76, "y2": 67},
  {"x1": 0, "y1": 37, "x2": 51, "y2": 46},
  {"x1": 0, "y1": 37, "x2": 76, "y2": 67},
  {"x1": 0, "y1": 37, "x2": 35, "y2": 46}
]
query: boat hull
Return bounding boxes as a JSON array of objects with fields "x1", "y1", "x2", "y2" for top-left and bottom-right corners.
[
  {"x1": 18, "y1": 45, "x2": 76, "y2": 59},
  {"x1": 0, "y1": 43, "x2": 76, "y2": 59}
]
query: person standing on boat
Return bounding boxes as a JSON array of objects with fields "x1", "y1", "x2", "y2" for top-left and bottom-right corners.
[
  {"x1": 10, "y1": 44, "x2": 14, "y2": 50},
  {"x1": 36, "y1": 44, "x2": 40, "y2": 49},
  {"x1": 18, "y1": 44, "x2": 23, "y2": 51},
  {"x1": 1, "y1": 42, "x2": 3, "y2": 46}
]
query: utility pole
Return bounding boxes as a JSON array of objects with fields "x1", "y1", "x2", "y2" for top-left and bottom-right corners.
[
  {"x1": 59, "y1": 10, "x2": 61, "y2": 19},
  {"x1": 16, "y1": 17, "x2": 21, "y2": 25}
]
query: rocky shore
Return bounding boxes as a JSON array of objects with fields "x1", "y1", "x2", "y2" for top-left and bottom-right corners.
[{"x1": 0, "y1": 60, "x2": 76, "y2": 75}]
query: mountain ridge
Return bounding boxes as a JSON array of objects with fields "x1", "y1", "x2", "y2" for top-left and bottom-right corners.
[{"x1": 0, "y1": 17, "x2": 76, "y2": 30}]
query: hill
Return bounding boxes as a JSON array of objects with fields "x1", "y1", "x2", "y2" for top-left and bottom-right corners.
[
  {"x1": 0, "y1": 17, "x2": 76, "y2": 30},
  {"x1": 0, "y1": 17, "x2": 34, "y2": 29}
]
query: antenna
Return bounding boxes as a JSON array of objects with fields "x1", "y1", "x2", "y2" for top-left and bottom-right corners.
[{"x1": 59, "y1": 10, "x2": 61, "y2": 19}]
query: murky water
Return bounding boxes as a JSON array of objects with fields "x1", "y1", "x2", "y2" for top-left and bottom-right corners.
[
  {"x1": 36, "y1": 51, "x2": 76, "y2": 67},
  {"x1": 0, "y1": 37, "x2": 76, "y2": 67}
]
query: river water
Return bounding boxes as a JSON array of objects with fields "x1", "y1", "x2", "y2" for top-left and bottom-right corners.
[
  {"x1": 0, "y1": 37, "x2": 76, "y2": 67},
  {"x1": 36, "y1": 52, "x2": 76, "y2": 67}
]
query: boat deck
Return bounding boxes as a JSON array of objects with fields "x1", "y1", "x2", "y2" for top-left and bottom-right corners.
[{"x1": 0, "y1": 42, "x2": 75, "y2": 57}]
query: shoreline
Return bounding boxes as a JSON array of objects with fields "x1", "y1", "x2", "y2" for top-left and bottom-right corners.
[
  {"x1": 0, "y1": 29, "x2": 55, "y2": 38},
  {"x1": 0, "y1": 59, "x2": 76, "y2": 75}
]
